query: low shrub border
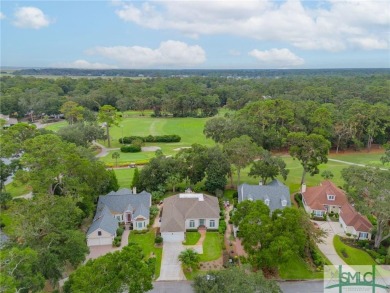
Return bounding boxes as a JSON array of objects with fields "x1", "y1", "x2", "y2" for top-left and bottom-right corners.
[{"x1": 119, "y1": 134, "x2": 181, "y2": 144}]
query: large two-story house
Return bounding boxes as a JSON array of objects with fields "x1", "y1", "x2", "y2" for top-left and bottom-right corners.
[{"x1": 87, "y1": 188, "x2": 151, "y2": 246}]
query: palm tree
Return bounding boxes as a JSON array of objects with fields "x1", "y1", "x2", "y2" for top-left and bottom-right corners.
[
  {"x1": 112, "y1": 152, "x2": 120, "y2": 167},
  {"x1": 178, "y1": 249, "x2": 199, "y2": 272}
]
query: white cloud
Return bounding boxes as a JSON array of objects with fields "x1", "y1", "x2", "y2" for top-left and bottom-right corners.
[
  {"x1": 249, "y1": 48, "x2": 304, "y2": 67},
  {"x1": 87, "y1": 40, "x2": 206, "y2": 68},
  {"x1": 114, "y1": 0, "x2": 389, "y2": 51},
  {"x1": 13, "y1": 7, "x2": 51, "y2": 29},
  {"x1": 0, "y1": 12, "x2": 5, "y2": 20},
  {"x1": 56, "y1": 60, "x2": 117, "y2": 69}
]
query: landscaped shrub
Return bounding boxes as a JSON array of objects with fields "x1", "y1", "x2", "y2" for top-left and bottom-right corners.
[
  {"x1": 120, "y1": 145, "x2": 141, "y2": 153},
  {"x1": 146, "y1": 257, "x2": 156, "y2": 276},
  {"x1": 219, "y1": 219, "x2": 227, "y2": 234},
  {"x1": 341, "y1": 248, "x2": 348, "y2": 258},
  {"x1": 346, "y1": 233, "x2": 352, "y2": 237},
  {"x1": 132, "y1": 229, "x2": 148, "y2": 234},
  {"x1": 116, "y1": 227, "x2": 124, "y2": 237},
  {"x1": 119, "y1": 135, "x2": 181, "y2": 144},
  {"x1": 310, "y1": 249, "x2": 325, "y2": 267},
  {"x1": 294, "y1": 193, "x2": 303, "y2": 207},
  {"x1": 155, "y1": 235, "x2": 163, "y2": 244}
]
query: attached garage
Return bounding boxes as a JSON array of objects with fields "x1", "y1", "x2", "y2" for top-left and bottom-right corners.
[
  {"x1": 87, "y1": 236, "x2": 113, "y2": 246},
  {"x1": 161, "y1": 232, "x2": 185, "y2": 242}
]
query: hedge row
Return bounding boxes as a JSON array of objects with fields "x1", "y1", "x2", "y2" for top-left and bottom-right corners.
[
  {"x1": 119, "y1": 134, "x2": 181, "y2": 144},
  {"x1": 120, "y1": 145, "x2": 141, "y2": 153}
]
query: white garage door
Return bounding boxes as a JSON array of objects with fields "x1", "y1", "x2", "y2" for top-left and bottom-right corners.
[
  {"x1": 161, "y1": 232, "x2": 185, "y2": 242},
  {"x1": 87, "y1": 237, "x2": 112, "y2": 246}
]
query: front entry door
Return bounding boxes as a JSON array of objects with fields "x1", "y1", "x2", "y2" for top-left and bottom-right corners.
[{"x1": 127, "y1": 213, "x2": 131, "y2": 222}]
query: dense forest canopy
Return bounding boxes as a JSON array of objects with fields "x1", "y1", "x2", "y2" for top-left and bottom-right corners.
[{"x1": 1, "y1": 73, "x2": 389, "y2": 150}]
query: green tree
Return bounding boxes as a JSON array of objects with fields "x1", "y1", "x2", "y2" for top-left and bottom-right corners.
[
  {"x1": 193, "y1": 266, "x2": 281, "y2": 293},
  {"x1": 178, "y1": 248, "x2": 200, "y2": 272},
  {"x1": 112, "y1": 151, "x2": 120, "y2": 167},
  {"x1": 0, "y1": 247, "x2": 45, "y2": 293},
  {"x1": 321, "y1": 170, "x2": 334, "y2": 180},
  {"x1": 341, "y1": 167, "x2": 390, "y2": 248},
  {"x1": 249, "y1": 150, "x2": 289, "y2": 185},
  {"x1": 60, "y1": 101, "x2": 85, "y2": 124},
  {"x1": 9, "y1": 195, "x2": 88, "y2": 283},
  {"x1": 57, "y1": 123, "x2": 105, "y2": 147},
  {"x1": 0, "y1": 191, "x2": 12, "y2": 209},
  {"x1": 287, "y1": 132, "x2": 331, "y2": 185},
  {"x1": 204, "y1": 146, "x2": 230, "y2": 194},
  {"x1": 176, "y1": 144, "x2": 209, "y2": 185},
  {"x1": 224, "y1": 135, "x2": 260, "y2": 186},
  {"x1": 131, "y1": 168, "x2": 140, "y2": 189},
  {"x1": 232, "y1": 201, "x2": 323, "y2": 271},
  {"x1": 97, "y1": 105, "x2": 121, "y2": 147},
  {"x1": 64, "y1": 243, "x2": 153, "y2": 293},
  {"x1": 380, "y1": 143, "x2": 390, "y2": 165}
]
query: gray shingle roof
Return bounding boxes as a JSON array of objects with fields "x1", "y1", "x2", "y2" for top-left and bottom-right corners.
[
  {"x1": 87, "y1": 205, "x2": 118, "y2": 236},
  {"x1": 161, "y1": 193, "x2": 220, "y2": 232},
  {"x1": 87, "y1": 188, "x2": 151, "y2": 236},
  {"x1": 238, "y1": 179, "x2": 291, "y2": 212}
]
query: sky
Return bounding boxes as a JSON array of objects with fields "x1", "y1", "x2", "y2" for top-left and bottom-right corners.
[{"x1": 1, "y1": 0, "x2": 390, "y2": 69}]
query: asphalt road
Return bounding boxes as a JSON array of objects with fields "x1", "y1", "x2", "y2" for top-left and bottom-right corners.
[{"x1": 149, "y1": 280, "x2": 325, "y2": 293}]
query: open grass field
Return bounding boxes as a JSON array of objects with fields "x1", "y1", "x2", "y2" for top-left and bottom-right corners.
[
  {"x1": 128, "y1": 229, "x2": 162, "y2": 279},
  {"x1": 113, "y1": 168, "x2": 136, "y2": 189},
  {"x1": 183, "y1": 232, "x2": 201, "y2": 245},
  {"x1": 329, "y1": 153, "x2": 389, "y2": 169},
  {"x1": 333, "y1": 236, "x2": 376, "y2": 265},
  {"x1": 5, "y1": 181, "x2": 32, "y2": 197},
  {"x1": 45, "y1": 121, "x2": 67, "y2": 132}
]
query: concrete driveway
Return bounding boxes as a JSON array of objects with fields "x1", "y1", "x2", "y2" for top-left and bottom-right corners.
[
  {"x1": 313, "y1": 220, "x2": 346, "y2": 265},
  {"x1": 157, "y1": 242, "x2": 186, "y2": 281}
]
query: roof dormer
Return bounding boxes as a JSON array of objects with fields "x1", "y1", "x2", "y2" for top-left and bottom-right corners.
[
  {"x1": 281, "y1": 199, "x2": 287, "y2": 207},
  {"x1": 264, "y1": 196, "x2": 270, "y2": 206},
  {"x1": 327, "y1": 194, "x2": 335, "y2": 201}
]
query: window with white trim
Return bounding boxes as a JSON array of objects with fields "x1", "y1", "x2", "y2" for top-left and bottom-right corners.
[
  {"x1": 98, "y1": 231, "x2": 102, "y2": 236},
  {"x1": 189, "y1": 220, "x2": 195, "y2": 228},
  {"x1": 327, "y1": 194, "x2": 335, "y2": 200},
  {"x1": 210, "y1": 220, "x2": 215, "y2": 228},
  {"x1": 359, "y1": 232, "x2": 368, "y2": 239},
  {"x1": 314, "y1": 210, "x2": 323, "y2": 217},
  {"x1": 137, "y1": 222, "x2": 143, "y2": 228}
]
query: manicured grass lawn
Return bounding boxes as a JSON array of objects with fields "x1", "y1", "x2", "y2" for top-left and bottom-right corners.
[
  {"x1": 128, "y1": 229, "x2": 162, "y2": 279},
  {"x1": 45, "y1": 121, "x2": 67, "y2": 132},
  {"x1": 329, "y1": 153, "x2": 388, "y2": 169},
  {"x1": 279, "y1": 254, "x2": 324, "y2": 279},
  {"x1": 5, "y1": 181, "x2": 32, "y2": 197},
  {"x1": 113, "y1": 168, "x2": 136, "y2": 189},
  {"x1": 183, "y1": 232, "x2": 201, "y2": 245},
  {"x1": 101, "y1": 150, "x2": 156, "y2": 166},
  {"x1": 199, "y1": 232, "x2": 223, "y2": 262},
  {"x1": 333, "y1": 235, "x2": 376, "y2": 265}
]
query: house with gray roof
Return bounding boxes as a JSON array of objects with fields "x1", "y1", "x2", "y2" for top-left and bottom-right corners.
[
  {"x1": 160, "y1": 191, "x2": 220, "y2": 242},
  {"x1": 234, "y1": 180, "x2": 291, "y2": 237},
  {"x1": 87, "y1": 188, "x2": 151, "y2": 246},
  {"x1": 238, "y1": 179, "x2": 291, "y2": 212}
]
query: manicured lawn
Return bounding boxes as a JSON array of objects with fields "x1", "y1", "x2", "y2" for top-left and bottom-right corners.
[
  {"x1": 183, "y1": 232, "x2": 201, "y2": 245},
  {"x1": 101, "y1": 150, "x2": 156, "y2": 166},
  {"x1": 5, "y1": 181, "x2": 32, "y2": 197},
  {"x1": 113, "y1": 168, "x2": 136, "y2": 189},
  {"x1": 333, "y1": 235, "x2": 376, "y2": 265},
  {"x1": 128, "y1": 229, "x2": 162, "y2": 279},
  {"x1": 199, "y1": 232, "x2": 223, "y2": 262},
  {"x1": 44, "y1": 121, "x2": 67, "y2": 132},
  {"x1": 279, "y1": 254, "x2": 323, "y2": 279},
  {"x1": 329, "y1": 152, "x2": 388, "y2": 169}
]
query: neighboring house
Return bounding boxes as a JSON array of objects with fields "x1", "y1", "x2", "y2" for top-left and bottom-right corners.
[
  {"x1": 87, "y1": 188, "x2": 151, "y2": 246},
  {"x1": 160, "y1": 192, "x2": 220, "y2": 242},
  {"x1": 302, "y1": 180, "x2": 348, "y2": 217},
  {"x1": 234, "y1": 180, "x2": 291, "y2": 237},
  {"x1": 238, "y1": 179, "x2": 291, "y2": 212},
  {"x1": 339, "y1": 203, "x2": 372, "y2": 240},
  {"x1": 0, "y1": 114, "x2": 17, "y2": 128}
]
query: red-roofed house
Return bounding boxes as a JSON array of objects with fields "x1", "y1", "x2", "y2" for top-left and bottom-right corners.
[
  {"x1": 302, "y1": 181, "x2": 348, "y2": 217},
  {"x1": 339, "y1": 203, "x2": 372, "y2": 240}
]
